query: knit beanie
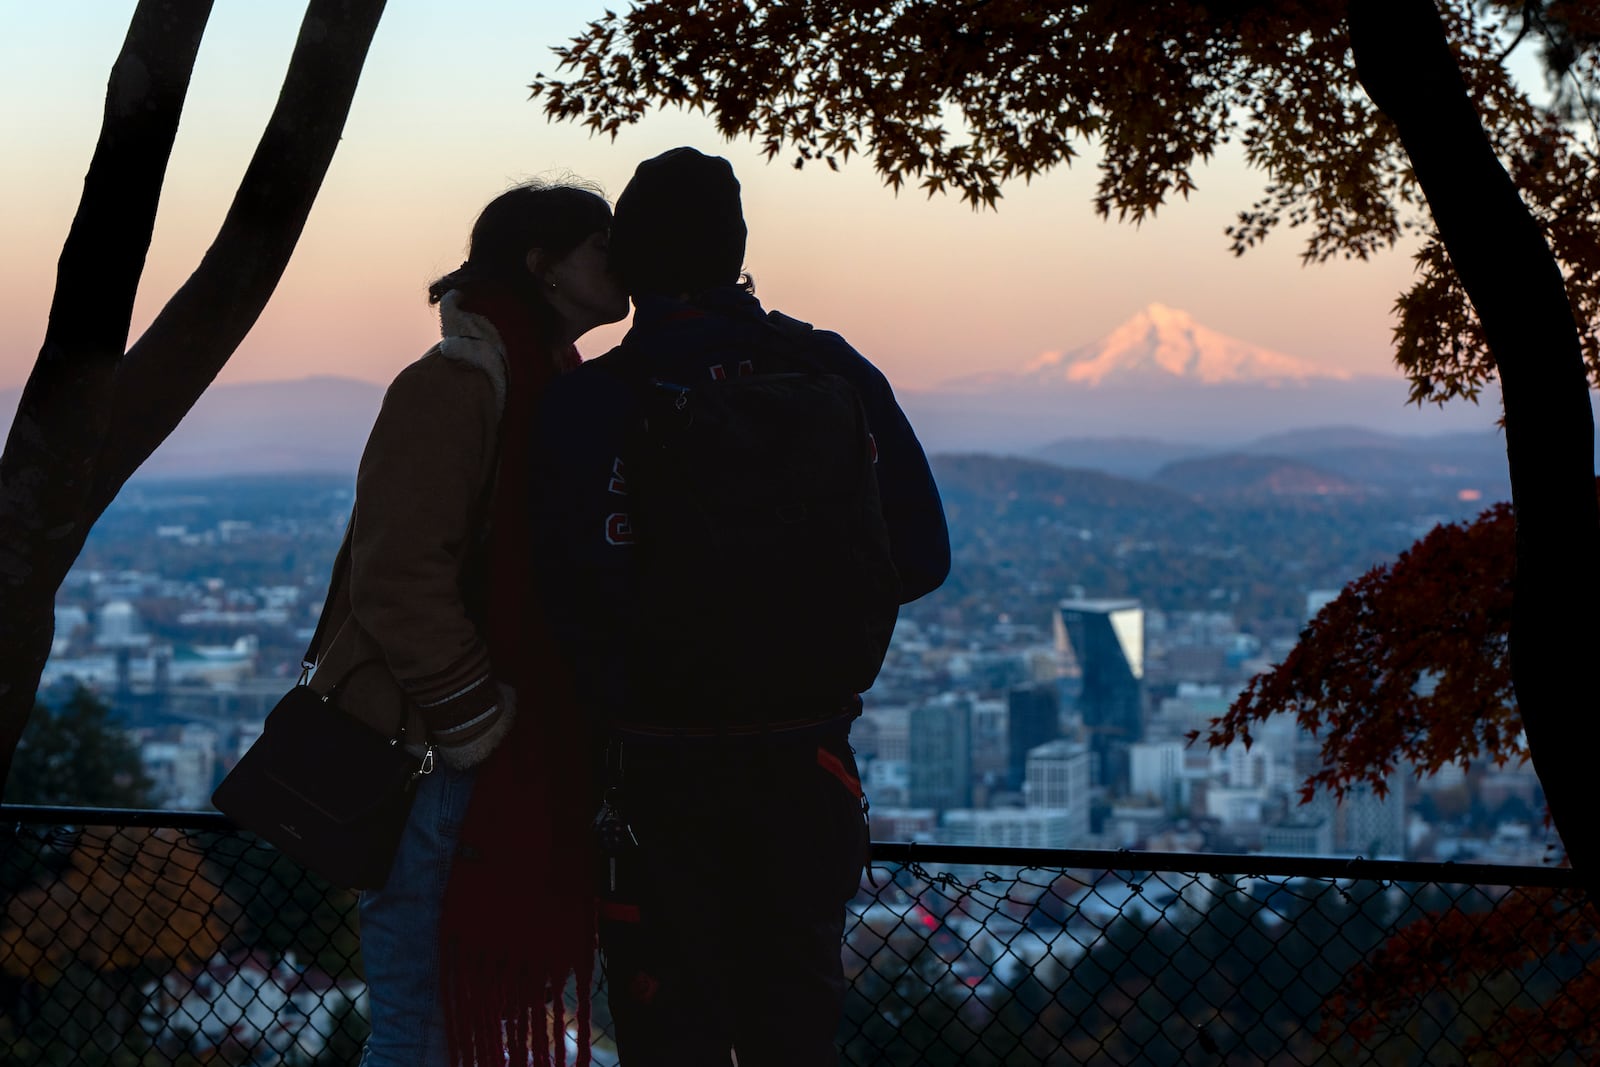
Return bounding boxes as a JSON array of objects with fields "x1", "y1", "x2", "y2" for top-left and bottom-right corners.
[{"x1": 611, "y1": 147, "x2": 747, "y2": 297}]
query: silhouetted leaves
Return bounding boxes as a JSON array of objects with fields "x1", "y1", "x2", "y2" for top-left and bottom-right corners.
[
  {"x1": 1323, "y1": 886, "x2": 1600, "y2": 1062},
  {"x1": 1194, "y1": 496, "x2": 1522, "y2": 802},
  {"x1": 1196, "y1": 482, "x2": 1600, "y2": 1062},
  {"x1": 530, "y1": 1, "x2": 1600, "y2": 404}
]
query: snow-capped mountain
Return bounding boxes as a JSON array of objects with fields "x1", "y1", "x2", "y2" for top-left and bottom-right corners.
[
  {"x1": 901, "y1": 303, "x2": 1505, "y2": 452},
  {"x1": 946, "y1": 304, "x2": 1352, "y2": 391},
  {"x1": 1028, "y1": 303, "x2": 1351, "y2": 385}
]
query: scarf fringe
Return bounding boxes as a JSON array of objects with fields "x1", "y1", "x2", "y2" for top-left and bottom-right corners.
[{"x1": 442, "y1": 949, "x2": 594, "y2": 1067}]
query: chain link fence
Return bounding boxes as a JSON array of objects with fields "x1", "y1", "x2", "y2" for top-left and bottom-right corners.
[{"x1": 2, "y1": 806, "x2": 1592, "y2": 1065}]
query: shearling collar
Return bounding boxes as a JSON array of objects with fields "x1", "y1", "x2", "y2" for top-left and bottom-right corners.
[{"x1": 436, "y1": 289, "x2": 508, "y2": 414}]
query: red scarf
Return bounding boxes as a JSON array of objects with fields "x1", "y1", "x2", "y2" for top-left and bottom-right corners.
[{"x1": 439, "y1": 286, "x2": 594, "y2": 1067}]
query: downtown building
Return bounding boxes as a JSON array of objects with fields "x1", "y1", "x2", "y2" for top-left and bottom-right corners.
[{"x1": 1055, "y1": 598, "x2": 1145, "y2": 792}]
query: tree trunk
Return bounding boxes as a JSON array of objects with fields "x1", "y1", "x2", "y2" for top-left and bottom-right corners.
[
  {"x1": 1349, "y1": 0, "x2": 1600, "y2": 885},
  {"x1": 0, "y1": 0, "x2": 212, "y2": 792},
  {"x1": 93, "y1": 0, "x2": 388, "y2": 511},
  {"x1": 0, "y1": 0, "x2": 387, "y2": 790}
]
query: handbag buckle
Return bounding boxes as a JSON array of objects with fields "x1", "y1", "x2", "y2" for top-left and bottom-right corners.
[{"x1": 414, "y1": 745, "x2": 436, "y2": 781}]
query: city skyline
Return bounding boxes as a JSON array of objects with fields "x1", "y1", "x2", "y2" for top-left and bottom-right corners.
[{"x1": 22, "y1": 462, "x2": 1549, "y2": 870}]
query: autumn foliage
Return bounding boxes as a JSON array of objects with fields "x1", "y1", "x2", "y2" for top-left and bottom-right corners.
[
  {"x1": 1194, "y1": 484, "x2": 1600, "y2": 1060},
  {"x1": 1195, "y1": 479, "x2": 1600, "y2": 807},
  {"x1": 1322, "y1": 887, "x2": 1600, "y2": 1061},
  {"x1": 531, "y1": 0, "x2": 1600, "y2": 406},
  {"x1": 1192, "y1": 498, "x2": 1521, "y2": 803},
  {"x1": 1, "y1": 826, "x2": 232, "y2": 983}
]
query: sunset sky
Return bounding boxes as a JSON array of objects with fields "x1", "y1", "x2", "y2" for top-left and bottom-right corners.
[{"x1": 5, "y1": 2, "x2": 1441, "y2": 396}]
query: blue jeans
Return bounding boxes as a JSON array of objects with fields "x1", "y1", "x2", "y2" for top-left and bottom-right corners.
[{"x1": 358, "y1": 762, "x2": 476, "y2": 1067}]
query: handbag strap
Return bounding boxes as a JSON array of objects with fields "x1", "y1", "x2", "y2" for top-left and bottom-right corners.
[{"x1": 298, "y1": 526, "x2": 355, "y2": 682}]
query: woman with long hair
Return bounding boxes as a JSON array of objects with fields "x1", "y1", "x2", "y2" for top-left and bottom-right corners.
[{"x1": 311, "y1": 180, "x2": 627, "y2": 1066}]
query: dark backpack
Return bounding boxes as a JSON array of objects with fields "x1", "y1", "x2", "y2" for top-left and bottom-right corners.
[{"x1": 613, "y1": 312, "x2": 901, "y2": 733}]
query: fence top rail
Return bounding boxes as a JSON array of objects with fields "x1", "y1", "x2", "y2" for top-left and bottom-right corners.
[
  {"x1": 5, "y1": 803, "x2": 231, "y2": 832},
  {"x1": 4, "y1": 803, "x2": 1579, "y2": 889},
  {"x1": 870, "y1": 841, "x2": 1581, "y2": 888}
]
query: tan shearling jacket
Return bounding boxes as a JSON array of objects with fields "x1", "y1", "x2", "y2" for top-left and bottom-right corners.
[{"x1": 309, "y1": 291, "x2": 516, "y2": 768}]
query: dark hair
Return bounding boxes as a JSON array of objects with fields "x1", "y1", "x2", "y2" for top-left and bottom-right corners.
[
  {"x1": 427, "y1": 179, "x2": 613, "y2": 326},
  {"x1": 611, "y1": 148, "x2": 747, "y2": 298}
]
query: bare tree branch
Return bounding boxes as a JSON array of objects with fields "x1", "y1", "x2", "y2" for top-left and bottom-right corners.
[
  {"x1": 0, "y1": 0, "x2": 214, "y2": 787},
  {"x1": 0, "y1": 0, "x2": 388, "y2": 789},
  {"x1": 94, "y1": 0, "x2": 390, "y2": 514}
]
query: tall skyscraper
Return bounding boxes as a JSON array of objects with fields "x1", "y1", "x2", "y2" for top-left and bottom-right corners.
[
  {"x1": 1055, "y1": 598, "x2": 1145, "y2": 790},
  {"x1": 1006, "y1": 683, "x2": 1060, "y2": 791},
  {"x1": 908, "y1": 694, "x2": 972, "y2": 811},
  {"x1": 970, "y1": 697, "x2": 1010, "y2": 781}
]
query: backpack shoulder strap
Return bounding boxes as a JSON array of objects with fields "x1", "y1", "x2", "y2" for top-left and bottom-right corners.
[
  {"x1": 587, "y1": 343, "x2": 663, "y2": 408},
  {"x1": 766, "y1": 309, "x2": 836, "y2": 375},
  {"x1": 766, "y1": 309, "x2": 815, "y2": 338}
]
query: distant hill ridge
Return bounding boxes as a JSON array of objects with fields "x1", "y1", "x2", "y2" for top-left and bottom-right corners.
[
  {"x1": 1032, "y1": 424, "x2": 1512, "y2": 497},
  {"x1": 931, "y1": 453, "x2": 1200, "y2": 525},
  {"x1": 1149, "y1": 453, "x2": 1366, "y2": 498},
  {"x1": 930, "y1": 453, "x2": 1189, "y2": 566}
]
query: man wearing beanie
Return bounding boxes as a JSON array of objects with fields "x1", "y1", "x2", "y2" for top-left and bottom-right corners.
[{"x1": 530, "y1": 147, "x2": 950, "y2": 1066}]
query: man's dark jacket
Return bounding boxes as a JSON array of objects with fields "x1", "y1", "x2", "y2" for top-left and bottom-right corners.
[{"x1": 530, "y1": 285, "x2": 951, "y2": 723}]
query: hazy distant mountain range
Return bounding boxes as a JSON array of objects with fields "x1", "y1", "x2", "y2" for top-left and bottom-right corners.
[
  {"x1": 1034, "y1": 425, "x2": 1514, "y2": 498},
  {"x1": 0, "y1": 305, "x2": 1549, "y2": 495},
  {"x1": 0, "y1": 376, "x2": 385, "y2": 479}
]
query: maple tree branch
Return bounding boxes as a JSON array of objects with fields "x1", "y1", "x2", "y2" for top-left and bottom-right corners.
[{"x1": 1351, "y1": 0, "x2": 1600, "y2": 888}]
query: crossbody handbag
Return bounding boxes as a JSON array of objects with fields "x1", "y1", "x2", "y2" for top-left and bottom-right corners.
[{"x1": 212, "y1": 538, "x2": 434, "y2": 890}]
